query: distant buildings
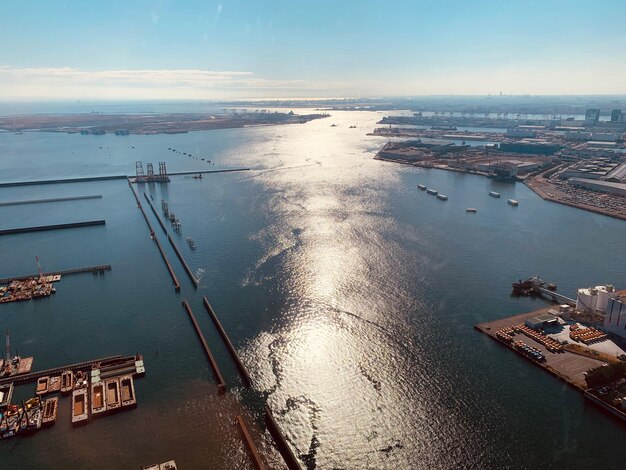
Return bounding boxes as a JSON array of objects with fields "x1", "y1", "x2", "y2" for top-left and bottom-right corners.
[
  {"x1": 610, "y1": 109, "x2": 624, "y2": 122},
  {"x1": 585, "y1": 108, "x2": 601, "y2": 123}
]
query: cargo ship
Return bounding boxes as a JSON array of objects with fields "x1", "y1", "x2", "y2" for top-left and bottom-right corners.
[{"x1": 489, "y1": 191, "x2": 501, "y2": 198}]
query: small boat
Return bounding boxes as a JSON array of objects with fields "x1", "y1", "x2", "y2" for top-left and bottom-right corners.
[
  {"x1": 466, "y1": 208, "x2": 477, "y2": 213},
  {"x1": 36, "y1": 377, "x2": 49, "y2": 396},
  {"x1": 91, "y1": 382, "x2": 106, "y2": 416},
  {"x1": 426, "y1": 188, "x2": 438, "y2": 195},
  {"x1": 507, "y1": 199, "x2": 519, "y2": 206},
  {"x1": 120, "y1": 375, "x2": 137, "y2": 408},
  {"x1": 42, "y1": 397, "x2": 58, "y2": 427},
  {"x1": 71, "y1": 388, "x2": 89, "y2": 425},
  {"x1": 48, "y1": 376, "x2": 61, "y2": 393},
  {"x1": 417, "y1": 184, "x2": 427, "y2": 190},
  {"x1": 186, "y1": 237, "x2": 196, "y2": 250},
  {"x1": 489, "y1": 191, "x2": 501, "y2": 198},
  {"x1": 436, "y1": 194, "x2": 448, "y2": 201},
  {"x1": 104, "y1": 378, "x2": 121, "y2": 412},
  {"x1": 192, "y1": 173, "x2": 203, "y2": 179},
  {"x1": 74, "y1": 371, "x2": 88, "y2": 389}
]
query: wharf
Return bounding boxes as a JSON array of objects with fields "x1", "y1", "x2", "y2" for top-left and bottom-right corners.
[
  {"x1": 0, "y1": 220, "x2": 105, "y2": 236},
  {"x1": 0, "y1": 265, "x2": 111, "y2": 285},
  {"x1": 475, "y1": 307, "x2": 606, "y2": 389},
  {"x1": 0, "y1": 354, "x2": 130, "y2": 387}
]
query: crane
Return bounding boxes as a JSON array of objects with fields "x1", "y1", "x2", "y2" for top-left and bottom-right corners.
[{"x1": 36, "y1": 256, "x2": 43, "y2": 279}]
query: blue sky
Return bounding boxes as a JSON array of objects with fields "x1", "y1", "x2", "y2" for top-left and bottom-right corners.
[{"x1": 1, "y1": 0, "x2": 625, "y2": 99}]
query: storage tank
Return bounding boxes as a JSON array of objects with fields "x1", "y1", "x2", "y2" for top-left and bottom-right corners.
[{"x1": 576, "y1": 287, "x2": 598, "y2": 314}]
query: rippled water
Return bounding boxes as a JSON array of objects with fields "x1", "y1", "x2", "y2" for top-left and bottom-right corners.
[{"x1": 1, "y1": 110, "x2": 626, "y2": 469}]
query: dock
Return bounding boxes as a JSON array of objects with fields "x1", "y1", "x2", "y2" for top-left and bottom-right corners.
[
  {"x1": 203, "y1": 296, "x2": 252, "y2": 387},
  {"x1": 0, "y1": 195, "x2": 103, "y2": 207},
  {"x1": 143, "y1": 194, "x2": 198, "y2": 287},
  {"x1": 181, "y1": 300, "x2": 226, "y2": 394},
  {"x1": 128, "y1": 179, "x2": 180, "y2": 292},
  {"x1": 475, "y1": 307, "x2": 606, "y2": 390},
  {"x1": 0, "y1": 354, "x2": 133, "y2": 387},
  {"x1": 0, "y1": 220, "x2": 105, "y2": 236},
  {"x1": 0, "y1": 175, "x2": 127, "y2": 188},
  {"x1": 0, "y1": 265, "x2": 111, "y2": 285}
]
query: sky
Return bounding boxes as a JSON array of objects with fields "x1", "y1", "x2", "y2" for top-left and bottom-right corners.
[{"x1": 1, "y1": 0, "x2": 625, "y2": 100}]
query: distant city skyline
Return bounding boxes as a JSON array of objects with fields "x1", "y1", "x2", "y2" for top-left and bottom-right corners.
[{"x1": 1, "y1": 0, "x2": 626, "y2": 100}]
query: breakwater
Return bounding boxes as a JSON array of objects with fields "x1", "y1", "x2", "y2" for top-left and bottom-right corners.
[
  {"x1": 0, "y1": 220, "x2": 105, "y2": 236},
  {"x1": 0, "y1": 195, "x2": 102, "y2": 206}
]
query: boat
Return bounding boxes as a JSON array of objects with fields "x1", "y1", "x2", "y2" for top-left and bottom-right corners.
[
  {"x1": 330, "y1": 124, "x2": 337, "y2": 127},
  {"x1": 349, "y1": 125, "x2": 357, "y2": 128},
  {"x1": 71, "y1": 388, "x2": 89, "y2": 425},
  {"x1": 437, "y1": 194, "x2": 448, "y2": 200},
  {"x1": 120, "y1": 375, "x2": 137, "y2": 408},
  {"x1": 61, "y1": 370, "x2": 74, "y2": 393},
  {"x1": 192, "y1": 173, "x2": 203, "y2": 179},
  {"x1": 466, "y1": 208, "x2": 477, "y2": 213},
  {"x1": 36, "y1": 377, "x2": 49, "y2": 396},
  {"x1": 74, "y1": 370, "x2": 88, "y2": 389},
  {"x1": 104, "y1": 377, "x2": 121, "y2": 412},
  {"x1": 42, "y1": 397, "x2": 58, "y2": 427},
  {"x1": 186, "y1": 237, "x2": 196, "y2": 250},
  {"x1": 91, "y1": 382, "x2": 106, "y2": 416},
  {"x1": 48, "y1": 375, "x2": 61, "y2": 393},
  {"x1": 489, "y1": 191, "x2": 501, "y2": 198},
  {"x1": 0, "y1": 383, "x2": 13, "y2": 408},
  {"x1": 507, "y1": 199, "x2": 519, "y2": 206},
  {"x1": 426, "y1": 188, "x2": 438, "y2": 195},
  {"x1": 417, "y1": 184, "x2": 427, "y2": 190}
]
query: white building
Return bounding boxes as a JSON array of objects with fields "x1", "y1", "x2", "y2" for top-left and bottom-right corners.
[
  {"x1": 604, "y1": 297, "x2": 626, "y2": 338},
  {"x1": 576, "y1": 285, "x2": 615, "y2": 314}
]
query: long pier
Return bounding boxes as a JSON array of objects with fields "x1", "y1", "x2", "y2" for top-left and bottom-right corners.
[
  {"x1": 0, "y1": 195, "x2": 102, "y2": 207},
  {"x1": 144, "y1": 193, "x2": 198, "y2": 287},
  {"x1": 0, "y1": 220, "x2": 105, "y2": 236},
  {"x1": 0, "y1": 175, "x2": 127, "y2": 188},
  {"x1": 203, "y1": 296, "x2": 251, "y2": 387},
  {"x1": 0, "y1": 265, "x2": 111, "y2": 285},
  {"x1": 0, "y1": 354, "x2": 124, "y2": 386},
  {"x1": 537, "y1": 287, "x2": 576, "y2": 306},
  {"x1": 181, "y1": 300, "x2": 226, "y2": 394},
  {"x1": 235, "y1": 415, "x2": 266, "y2": 470},
  {"x1": 128, "y1": 180, "x2": 180, "y2": 292},
  {"x1": 264, "y1": 406, "x2": 301, "y2": 470}
]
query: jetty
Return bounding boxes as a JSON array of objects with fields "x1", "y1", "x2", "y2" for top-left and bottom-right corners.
[
  {"x1": 0, "y1": 220, "x2": 105, "y2": 236},
  {"x1": 0, "y1": 195, "x2": 102, "y2": 207},
  {"x1": 0, "y1": 265, "x2": 111, "y2": 285}
]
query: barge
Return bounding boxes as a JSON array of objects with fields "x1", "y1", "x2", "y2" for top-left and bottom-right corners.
[
  {"x1": 42, "y1": 397, "x2": 58, "y2": 427},
  {"x1": 36, "y1": 376, "x2": 49, "y2": 395},
  {"x1": 104, "y1": 377, "x2": 121, "y2": 412},
  {"x1": 120, "y1": 375, "x2": 136, "y2": 408},
  {"x1": 436, "y1": 194, "x2": 448, "y2": 200},
  {"x1": 60, "y1": 370, "x2": 73, "y2": 394},
  {"x1": 417, "y1": 184, "x2": 427, "y2": 190},
  {"x1": 426, "y1": 188, "x2": 438, "y2": 195},
  {"x1": 508, "y1": 199, "x2": 519, "y2": 206},
  {"x1": 91, "y1": 381, "x2": 106, "y2": 416},
  {"x1": 48, "y1": 375, "x2": 61, "y2": 393},
  {"x1": 71, "y1": 388, "x2": 89, "y2": 425},
  {"x1": 466, "y1": 208, "x2": 477, "y2": 213},
  {"x1": 489, "y1": 191, "x2": 501, "y2": 198}
]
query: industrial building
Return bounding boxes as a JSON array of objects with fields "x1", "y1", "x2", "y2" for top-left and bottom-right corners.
[
  {"x1": 568, "y1": 178, "x2": 626, "y2": 197},
  {"x1": 611, "y1": 109, "x2": 624, "y2": 122},
  {"x1": 559, "y1": 158, "x2": 622, "y2": 180},
  {"x1": 604, "y1": 297, "x2": 626, "y2": 336}
]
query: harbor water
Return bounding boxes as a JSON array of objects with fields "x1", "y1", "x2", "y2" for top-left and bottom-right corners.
[{"x1": 1, "y1": 109, "x2": 626, "y2": 469}]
